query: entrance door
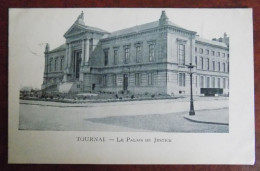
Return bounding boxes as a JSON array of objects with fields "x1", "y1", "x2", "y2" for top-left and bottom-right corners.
[
  {"x1": 74, "y1": 51, "x2": 82, "y2": 79},
  {"x1": 123, "y1": 74, "x2": 128, "y2": 91}
]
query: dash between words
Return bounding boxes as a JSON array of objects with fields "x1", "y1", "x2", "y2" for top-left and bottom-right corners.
[{"x1": 76, "y1": 137, "x2": 172, "y2": 143}]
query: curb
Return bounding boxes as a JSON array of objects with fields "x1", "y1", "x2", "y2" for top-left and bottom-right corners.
[{"x1": 184, "y1": 116, "x2": 229, "y2": 126}]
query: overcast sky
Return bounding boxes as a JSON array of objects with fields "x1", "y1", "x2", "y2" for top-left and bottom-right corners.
[{"x1": 9, "y1": 8, "x2": 249, "y2": 89}]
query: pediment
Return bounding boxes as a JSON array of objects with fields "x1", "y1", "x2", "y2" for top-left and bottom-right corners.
[{"x1": 64, "y1": 24, "x2": 87, "y2": 38}]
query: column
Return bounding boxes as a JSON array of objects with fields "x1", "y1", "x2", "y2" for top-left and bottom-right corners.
[
  {"x1": 84, "y1": 39, "x2": 89, "y2": 65},
  {"x1": 68, "y1": 43, "x2": 72, "y2": 72},
  {"x1": 81, "y1": 39, "x2": 85, "y2": 66}
]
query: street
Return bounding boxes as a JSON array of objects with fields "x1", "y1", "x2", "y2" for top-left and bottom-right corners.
[{"x1": 19, "y1": 97, "x2": 229, "y2": 133}]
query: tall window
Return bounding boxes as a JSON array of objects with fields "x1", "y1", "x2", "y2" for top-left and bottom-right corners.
[
  {"x1": 49, "y1": 58, "x2": 53, "y2": 72},
  {"x1": 212, "y1": 77, "x2": 215, "y2": 88},
  {"x1": 135, "y1": 73, "x2": 141, "y2": 86},
  {"x1": 196, "y1": 76, "x2": 198, "y2": 88},
  {"x1": 178, "y1": 44, "x2": 185, "y2": 65},
  {"x1": 54, "y1": 58, "x2": 58, "y2": 71},
  {"x1": 218, "y1": 62, "x2": 221, "y2": 71},
  {"x1": 206, "y1": 77, "x2": 210, "y2": 88},
  {"x1": 206, "y1": 49, "x2": 209, "y2": 55},
  {"x1": 60, "y1": 57, "x2": 64, "y2": 71},
  {"x1": 227, "y1": 62, "x2": 229, "y2": 72},
  {"x1": 217, "y1": 78, "x2": 221, "y2": 88},
  {"x1": 124, "y1": 47, "x2": 130, "y2": 64},
  {"x1": 217, "y1": 52, "x2": 220, "y2": 57},
  {"x1": 136, "y1": 46, "x2": 142, "y2": 63},
  {"x1": 113, "y1": 49, "x2": 118, "y2": 65},
  {"x1": 200, "y1": 76, "x2": 204, "y2": 88},
  {"x1": 206, "y1": 58, "x2": 209, "y2": 70},
  {"x1": 211, "y1": 50, "x2": 215, "y2": 56},
  {"x1": 104, "y1": 50, "x2": 108, "y2": 66},
  {"x1": 195, "y1": 56, "x2": 197, "y2": 66},
  {"x1": 223, "y1": 78, "x2": 226, "y2": 88},
  {"x1": 149, "y1": 44, "x2": 155, "y2": 61},
  {"x1": 195, "y1": 47, "x2": 197, "y2": 52},
  {"x1": 212, "y1": 61, "x2": 215, "y2": 71},
  {"x1": 113, "y1": 74, "x2": 117, "y2": 86},
  {"x1": 103, "y1": 75, "x2": 107, "y2": 87},
  {"x1": 223, "y1": 63, "x2": 225, "y2": 72},
  {"x1": 178, "y1": 73, "x2": 185, "y2": 87},
  {"x1": 199, "y1": 48, "x2": 203, "y2": 54},
  {"x1": 200, "y1": 57, "x2": 203, "y2": 69},
  {"x1": 148, "y1": 73, "x2": 154, "y2": 85},
  {"x1": 222, "y1": 53, "x2": 225, "y2": 57}
]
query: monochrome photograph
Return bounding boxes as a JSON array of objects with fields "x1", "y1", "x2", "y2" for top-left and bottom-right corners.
[
  {"x1": 13, "y1": 9, "x2": 230, "y2": 132},
  {"x1": 8, "y1": 8, "x2": 255, "y2": 164}
]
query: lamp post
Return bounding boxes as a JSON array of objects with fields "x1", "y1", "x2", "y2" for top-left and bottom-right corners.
[{"x1": 187, "y1": 63, "x2": 195, "y2": 115}]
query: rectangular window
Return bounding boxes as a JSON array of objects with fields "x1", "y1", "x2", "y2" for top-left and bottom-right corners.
[
  {"x1": 55, "y1": 58, "x2": 58, "y2": 71},
  {"x1": 114, "y1": 49, "x2": 118, "y2": 65},
  {"x1": 200, "y1": 76, "x2": 204, "y2": 88},
  {"x1": 60, "y1": 57, "x2": 64, "y2": 71},
  {"x1": 212, "y1": 61, "x2": 215, "y2": 71},
  {"x1": 217, "y1": 52, "x2": 220, "y2": 57},
  {"x1": 206, "y1": 58, "x2": 209, "y2": 70},
  {"x1": 223, "y1": 78, "x2": 226, "y2": 88},
  {"x1": 206, "y1": 77, "x2": 210, "y2": 88},
  {"x1": 149, "y1": 44, "x2": 155, "y2": 61},
  {"x1": 135, "y1": 73, "x2": 141, "y2": 86},
  {"x1": 217, "y1": 78, "x2": 221, "y2": 88},
  {"x1": 104, "y1": 50, "x2": 108, "y2": 66},
  {"x1": 113, "y1": 74, "x2": 117, "y2": 86},
  {"x1": 212, "y1": 77, "x2": 215, "y2": 88},
  {"x1": 178, "y1": 73, "x2": 185, "y2": 87},
  {"x1": 218, "y1": 62, "x2": 221, "y2": 71},
  {"x1": 124, "y1": 48, "x2": 130, "y2": 64},
  {"x1": 103, "y1": 75, "x2": 107, "y2": 87},
  {"x1": 136, "y1": 46, "x2": 142, "y2": 63},
  {"x1": 178, "y1": 44, "x2": 185, "y2": 65},
  {"x1": 206, "y1": 49, "x2": 209, "y2": 55},
  {"x1": 223, "y1": 63, "x2": 225, "y2": 72},
  {"x1": 222, "y1": 53, "x2": 225, "y2": 57},
  {"x1": 200, "y1": 57, "x2": 203, "y2": 70},
  {"x1": 49, "y1": 58, "x2": 53, "y2": 72},
  {"x1": 195, "y1": 47, "x2": 197, "y2": 52},
  {"x1": 199, "y1": 48, "x2": 203, "y2": 54},
  {"x1": 227, "y1": 62, "x2": 229, "y2": 72},
  {"x1": 148, "y1": 73, "x2": 154, "y2": 85},
  {"x1": 196, "y1": 76, "x2": 198, "y2": 88},
  {"x1": 211, "y1": 50, "x2": 215, "y2": 56},
  {"x1": 195, "y1": 56, "x2": 197, "y2": 66}
]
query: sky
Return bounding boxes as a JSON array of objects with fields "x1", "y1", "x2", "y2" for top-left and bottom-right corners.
[{"x1": 9, "y1": 8, "x2": 248, "y2": 89}]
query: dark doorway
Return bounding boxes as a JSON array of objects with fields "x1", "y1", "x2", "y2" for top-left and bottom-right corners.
[
  {"x1": 123, "y1": 74, "x2": 128, "y2": 91},
  {"x1": 92, "y1": 84, "x2": 95, "y2": 90},
  {"x1": 74, "y1": 51, "x2": 82, "y2": 79}
]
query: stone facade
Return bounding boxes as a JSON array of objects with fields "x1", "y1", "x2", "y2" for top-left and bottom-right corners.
[{"x1": 42, "y1": 11, "x2": 229, "y2": 95}]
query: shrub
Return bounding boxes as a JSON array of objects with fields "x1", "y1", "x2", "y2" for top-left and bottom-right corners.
[
  {"x1": 131, "y1": 95, "x2": 135, "y2": 99},
  {"x1": 151, "y1": 94, "x2": 155, "y2": 98}
]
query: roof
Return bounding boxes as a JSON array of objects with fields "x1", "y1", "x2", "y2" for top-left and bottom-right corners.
[
  {"x1": 195, "y1": 37, "x2": 228, "y2": 48},
  {"x1": 48, "y1": 44, "x2": 66, "y2": 53},
  {"x1": 106, "y1": 20, "x2": 194, "y2": 38}
]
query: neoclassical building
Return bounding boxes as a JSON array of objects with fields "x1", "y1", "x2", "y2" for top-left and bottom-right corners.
[{"x1": 42, "y1": 11, "x2": 229, "y2": 95}]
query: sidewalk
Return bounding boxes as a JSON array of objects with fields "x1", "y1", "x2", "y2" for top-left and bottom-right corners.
[{"x1": 184, "y1": 108, "x2": 229, "y2": 125}]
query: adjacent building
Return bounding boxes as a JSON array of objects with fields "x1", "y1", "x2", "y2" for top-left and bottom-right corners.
[{"x1": 42, "y1": 11, "x2": 229, "y2": 95}]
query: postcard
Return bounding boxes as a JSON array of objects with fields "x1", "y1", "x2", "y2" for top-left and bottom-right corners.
[{"x1": 8, "y1": 8, "x2": 255, "y2": 164}]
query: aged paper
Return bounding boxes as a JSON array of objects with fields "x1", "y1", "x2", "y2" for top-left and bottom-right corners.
[{"x1": 8, "y1": 8, "x2": 254, "y2": 164}]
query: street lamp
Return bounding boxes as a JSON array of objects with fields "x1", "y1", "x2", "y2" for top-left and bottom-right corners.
[{"x1": 187, "y1": 63, "x2": 195, "y2": 115}]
